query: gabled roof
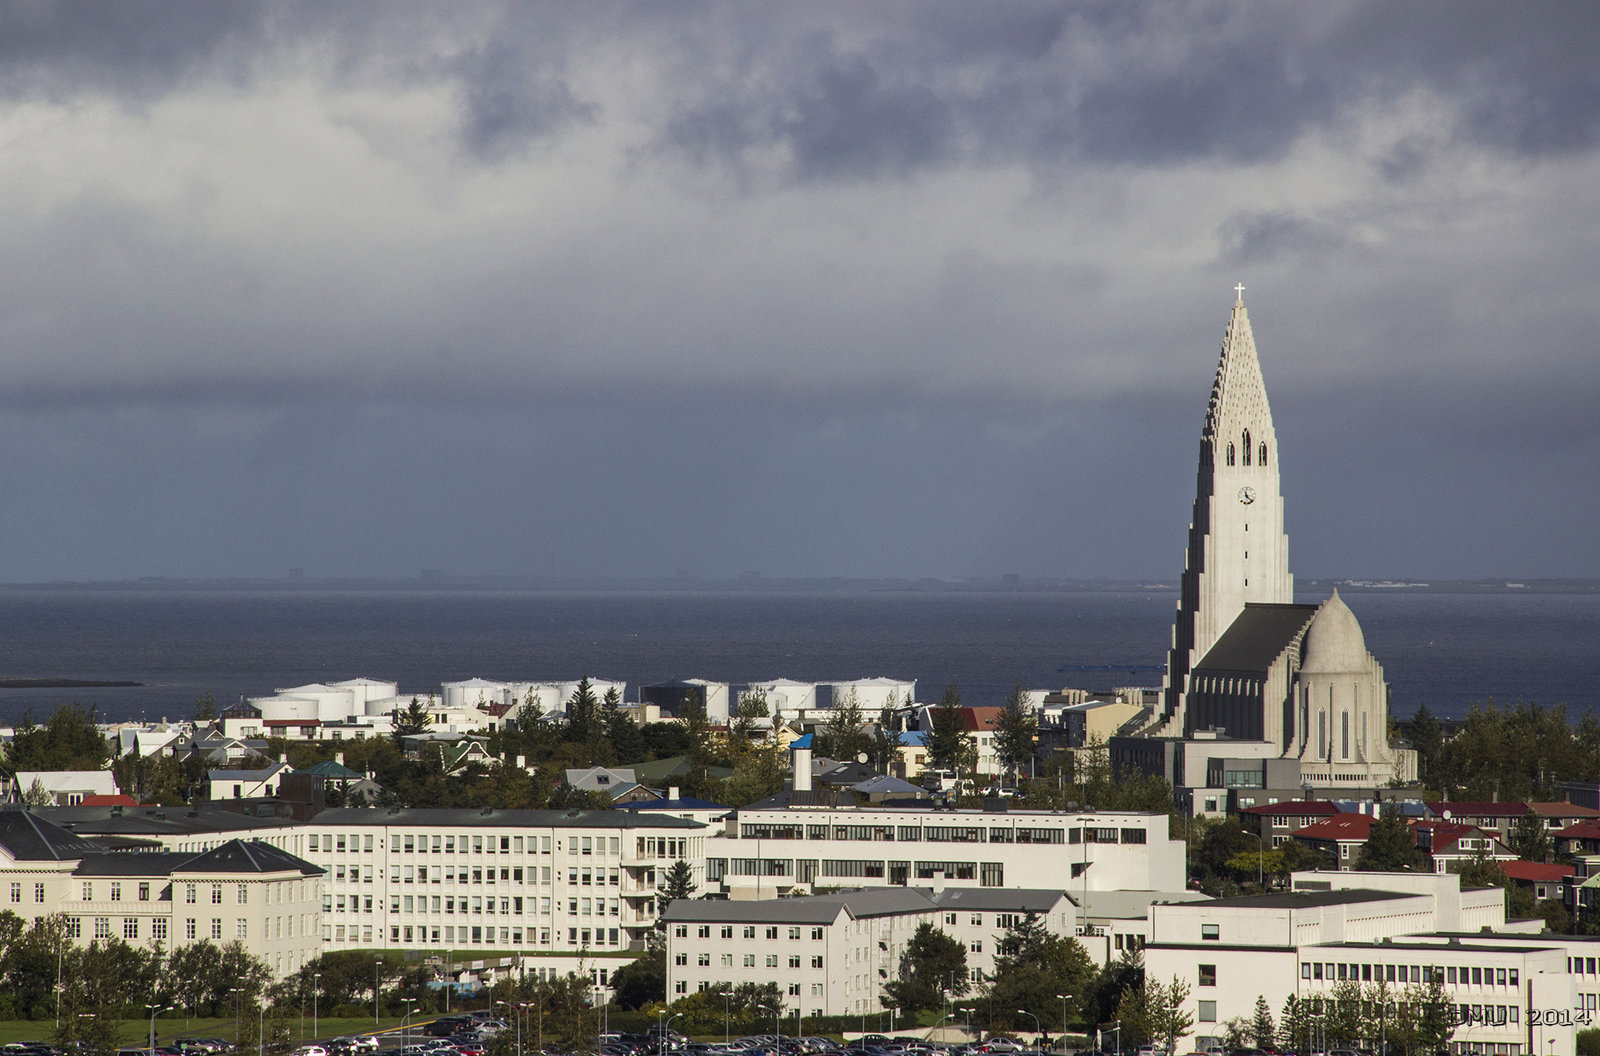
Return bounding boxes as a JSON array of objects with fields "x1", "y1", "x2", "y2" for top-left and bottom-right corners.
[
  {"x1": 1194, "y1": 602, "x2": 1319, "y2": 673},
  {"x1": 663, "y1": 888, "x2": 935, "y2": 925},
  {"x1": 1240, "y1": 800, "x2": 1344, "y2": 818},
  {"x1": 931, "y1": 887, "x2": 1070, "y2": 913},
  {"x1": 1498, "y1": 861, "x2": 1574, "y2": 883},
  {"x1": 614, "y1": 796, "x2": 731, "y2": 813},
  {"x1": 1426, "y1": 801, "x2": 1530, "y2": 819},
  {"x1": 299, "y1": 759, "x2": 364, "y2": 779},
  {"x1": 173, "y1": 838, "x2": 323, "y2": 876},
  {"x1": 1555, "y1": 820, "x2": 1600, "y2": 839},
  {"x1": 852, "y1": 775, "x2": 927, "y2": 798},
  {"x1": 0, "y1": 808, "x2": 104, "y2": 860},
  {"x1": 1529, "y1": 801, "x2": 1600, "y2": 818},
  {"x1": 1293, "y1": 813, "x2": 1378, "y2": 841},
  {"x1": 959, "y1": 707, "x2": 1004, "y2": 731}
]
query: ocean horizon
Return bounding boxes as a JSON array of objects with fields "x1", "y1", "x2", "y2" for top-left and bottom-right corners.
[{"x1": 0, "y1": 587, "x2": 1595, "y2": 726}]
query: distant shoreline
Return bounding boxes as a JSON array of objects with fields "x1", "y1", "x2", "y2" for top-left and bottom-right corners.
[
  {"x1": 0, "y1": 679, "x2": 143, "y2": 688},
  {"x1": 0, "y1": 575, "x2": 1595, "y2": 595}
]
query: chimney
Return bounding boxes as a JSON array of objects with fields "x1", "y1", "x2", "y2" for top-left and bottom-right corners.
[
  {"x1": 335, "y1": 751, "x2": 345, "y2": 767},
  {"x1": 516, "y1": 755, "x2": 527, "y2": 770},
  {"x1": 793, "y1": 746, "x2": 812, "y2": 793},
  {"x1": 930, "y1": 868, "x2": 946, "y2": 895},
  {"x1": 669, "y1": 785, "x2": 680, "y2": 801}
]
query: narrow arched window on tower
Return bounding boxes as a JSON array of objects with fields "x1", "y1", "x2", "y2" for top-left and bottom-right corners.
[
  {"x1": 1242, "y1": 430, "x2": 1252, "y2": 465},
  {"x1": 1226, "y1": 443, "x2": 1235, "y2": 466},
  {"x1": 1259, "y1": 443, "x2": 1268, "y2": 466}
]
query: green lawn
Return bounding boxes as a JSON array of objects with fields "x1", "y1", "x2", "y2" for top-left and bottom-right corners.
[{"x1": 0, "y1": 1014, "x2": 447, "y2": 1048}]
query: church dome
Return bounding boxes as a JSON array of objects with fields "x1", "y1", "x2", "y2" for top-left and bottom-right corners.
[{"x1": 1300, "y1": 589, "x2": 1369, "y2": 673}]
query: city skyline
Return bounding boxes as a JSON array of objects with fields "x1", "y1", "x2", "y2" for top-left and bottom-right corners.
[{"x1": 2, "y1": 3, "x2": 1597, "y2": 582}]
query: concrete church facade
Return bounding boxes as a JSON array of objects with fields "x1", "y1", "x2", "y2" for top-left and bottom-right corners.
[{"x1": 1146, "y1": 291, "x2": 1413, "y2": 788}]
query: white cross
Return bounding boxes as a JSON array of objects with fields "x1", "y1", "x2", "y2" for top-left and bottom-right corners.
[{"x1": 1235, "y1": 282, "x2": 1246, "y2": 303}]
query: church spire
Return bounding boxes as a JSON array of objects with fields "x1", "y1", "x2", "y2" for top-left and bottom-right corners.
[{"x1": 1151, "y1": 291, "x2": 1293, "y2": 737}]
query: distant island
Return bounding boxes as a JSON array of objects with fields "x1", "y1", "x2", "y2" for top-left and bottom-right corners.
[{"x1": 0, "y1": 678, "x2": 143, "y2": 688}]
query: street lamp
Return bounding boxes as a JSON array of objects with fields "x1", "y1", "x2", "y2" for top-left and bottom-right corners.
[
  {"x1": 1054, "y1": 994, "x2": 1072, "y2": 1052},
  {"x1": 1016, "y1": 1010, "x2": 1041, "y2": 1050},
  {"x1": 374, "y1": 957, "x2": 384, "y2": 1026},
  {"x1": 721, "y1": 989, "x2": 732, "y2": 1045},
  {"x1": 1109, "y1": 1019, "x2": 1120, "y2": 1056},
  {"x1": 231, "y1": 988, "x2": 244, "y2": 1047},
  {"x1": 755, "y1": 1005, "x2": 779, "y2": 1052},
  {"x1": 402, "y1": 997, "x2": 418, "y2": 1050},
  {"x1": 312, "y1": 972, "x2": 321, "y2": 1042},
  {"x1": 259, "y1": 1002, "x2": 266, "y2": 1056},
  {"x1": 147, "y1": 1003, "x2": 173, "y2": 1052}
]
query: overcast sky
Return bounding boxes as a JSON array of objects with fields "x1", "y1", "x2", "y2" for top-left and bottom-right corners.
[{"x1": 1, "y1": 1, "x2": 1597, "y2": 583}]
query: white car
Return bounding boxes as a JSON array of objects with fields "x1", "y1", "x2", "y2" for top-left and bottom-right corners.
[{"x1": 296, "y1": 1047, "x2": 329, "y2": 1056}]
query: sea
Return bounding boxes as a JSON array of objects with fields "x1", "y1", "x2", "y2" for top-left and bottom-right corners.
[{"x1": 0, "y1": 588, "x2": 1596, "y2": 727}]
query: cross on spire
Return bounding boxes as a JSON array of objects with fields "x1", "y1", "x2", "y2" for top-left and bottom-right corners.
[{"x1": 1234, "y1": 282, "x2": 1246, "y2": 303}]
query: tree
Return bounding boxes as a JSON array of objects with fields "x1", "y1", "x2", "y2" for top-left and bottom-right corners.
[
  {"x1": 194, "y1": 691, "x2": 219, "y2": 722},
  {"x1": 1277, "y1": 993, "x2": 1311, "y2": 1055},
  {"x1": 608, "y1": 946, "x2": 665, "y2": 1010},
  {"x1": 7, "y1": 704, "x2": 111, "y2": 771},
  {"x1": 1509, "y1": 808, "x2": 1552, "y2": 863},
  {"x1": 881, "y1": 922, "x2": 968, "y2": 1014},
  {"x1": 817, "y1": 689, "x2": 870, "y2": 763},
  {"x1": 1250, "y1": 994, "x2": 1275, "y2": 1049},
  {"x1": 1355, "y1": 808, "x2": 1424, "y2": 872},
  {"x1": 927, "y1": 681, "x2": 974, "y2": 777},
  {"x1": 1451, "y1": 853, "x2": 1536, "y2": 918},
  {"x1": 1148, "y1": 975, "x2": 1194, "y2": 1055},
  {"x1": 564, "y1": 678, "x2": 602, "y2": 748},
  {"x1": 870, "y1": 701, "x2": 904, "y2": 773},
  {"x1": 392, "y1": 696, "x2": 434, "y2": 746},
  {"x1": 1407, "y1": 702, "x2": 1443, "y2": 782},
  {"x1": 604, "y1": 687, "x2": 647, "y2": 763},
  {"x1": 657, "y1": 859, "x2": 696, "y2": 921},
  {"x1": 984, "y1": 912, "x2": 1094, "y2": 1031},
  {"x1": 992, "y1": 684, "x2": 1037, "y2": 786}
]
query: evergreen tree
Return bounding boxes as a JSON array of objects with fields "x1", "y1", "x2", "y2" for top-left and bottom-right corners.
[
  {"x1": 564, "y1": 678, "x2": 601, "y2": 747},
  {"x1": 1355, "y1": 808, "x2": 1425, "y2": 872},
  {"x1": 993, "y1": 684, "x2": 1037, "y2": 786},
  {"x1": 193, "y1": 691, "x2": 219, "y2": 722},
  {"x1": 603, "y1": 689, "x2": 647, "y2": 763},
  {"x1": 881, "y1": 922, "x2": 968, "y2": 1013},
  {"x1": 391, "y1": 696, "x2": 434, "y2": 746},
  {"x1": 927, "y1": 681, "x2": 973, "y2": 777},
  {"x1": 1277, "y1": 993, "x2": 1311, "y2": 1054},
  {"x1": 1509, "y1": 808, "x2": 1552, "y2": 862},
  {"x1": 1407, "y1": 702, "x2": 1443, "y2": 781},
  {"x1": 608, "y1": 946, "x2": 665, "y2": 1009},
  {"x1": 984, "y1": 912, "x2": 1093, "y2": 1031},
  {"x1": 7, "y1": 704, "x2": 111, "y2": 771},
  {"x1": 1251, "y1": 994, "x2": 1275, "y2": 1049},
  {"x1": 818, "y1": 689, "x2": 870, "y2": 762},
  {"x1": 656, "y1": 859, "x2": 697, "y2": 921}
]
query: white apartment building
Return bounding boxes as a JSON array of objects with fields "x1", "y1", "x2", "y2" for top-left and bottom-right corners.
[
  {"x1": 664, "y1": 886, "x2": 1082, "y2": 1018},
  {"x1": 299, "y1": 807, "x2": 706, "y2": 979},
  {"x1": 0, "y1": 809, "x2": 322, "y2": 978},
  {"x1": 1144, "y1": 870, "x2": 1573, "y2": 1055},
  {"x1": 708, "y1": 800, "x2": 1183, "y2": 897}
]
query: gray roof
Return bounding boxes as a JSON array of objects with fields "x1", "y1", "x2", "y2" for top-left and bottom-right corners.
[
  {"x1": 931, "y1": 888, "x2": 1074, "y2": 913},
  {"x1": 310, "y1": 807, "x2": 703, "y2": 829},
  {"x1": 75, "y1": 852, "x2": 197, "y2": 876},
  {"x1": 0, "y1": 808, "x2": 104, "y2": 861},
  {"x1": 174, "y1": 839, "x2": 323, "y2": 875},
  {"x1": 663, "y1": 887, "x2": 937, "y2": 924},
  {"x1": 1195, "y1": 602, "x2": 1319, "y2": 674},
  {"x1": 1202, "y1": 888, "x2": 1417, "y2": 909},
  {"x1": 1080, "y1": 890, "x2": 1211, "y2": 919},
  {"x1": 35, "y1": 805, "x2": 301, "y2": 838}
]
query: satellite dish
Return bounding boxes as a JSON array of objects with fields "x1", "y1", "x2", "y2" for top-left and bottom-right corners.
[{"x1": 857, "y1": 752, "x2": 869, "y2": 764}]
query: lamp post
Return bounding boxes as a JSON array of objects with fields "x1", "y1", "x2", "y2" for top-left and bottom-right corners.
[
  {"x1": 756, "y1": 1005, "x2": 778, "y2": 1053},
  {"x1": 148, "y1": 1003, "x2": 173, "y2": 1052},
  {"x1": 402, "y1": 998, "x2": 418, "y2": 1050},
  {"x1": 258, "y1": 1001, "x2": 265, "y2": 1056},
  {"x1": 231, "y1": 988, "x2": 244, "y2": 1047},
  {"x1": 1016, "y1": 1010, "x2": 1041, "y2": 1050},
  {"x1": 444, "y1": 949, "x2": 453, "y2": 1013},
  {"x1": 1254, "y1": 829, "x2": 1266, "y2": 888},
  {"x1": 374, "y1": 957, "x2": 384, "y2": 1026},
  {"x1": 1109, "y1": 1019, "x2": 1120, "y2": 1056},
  {"x1": 1055, "y1": 994, "x2": 1072, "y2": 1052},
  {"x1": 312, "y1": 972, "x2": 321, "y2": 1042},
  {"x1": 666, "y1": 1011, "x2": 685, "y2": 1054},
  {"x1": 721, "y1": 989, "x2": 732, "y2": 1045}
]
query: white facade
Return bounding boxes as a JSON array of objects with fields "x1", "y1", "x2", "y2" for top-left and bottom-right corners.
[
  {"x1": 1143, "y1": 870, "x2": 1574, "y2": 1055},
  {"x1": 708, "y1": 804, "x2": 1183, "y2": 896},
  {"x1": 741, "y1": 680, "x2": 819, "y2": 715},
  {"x1": 514, "y1": 680, "x2": 629, "y2": 719},
  {"x1": 299, "y1": 807, "x2": 707, "y2": 978}
]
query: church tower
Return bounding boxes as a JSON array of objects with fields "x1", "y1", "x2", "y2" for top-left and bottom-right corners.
[{"x1": 1152, "y1": 289, "x2": 1293, "y2": 735}]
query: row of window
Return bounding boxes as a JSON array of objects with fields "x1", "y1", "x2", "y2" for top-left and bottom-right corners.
[
  {"x1": 1299, "y1": 961, "x2": 1519, "y2": 988},
  {"x1": 711, "y1": 858, "x2": 1006, "y2": 886},
  {"x1": 738, "y1": 824, "x2": 1067, "y2": 845},
  {"x1": 327, "y1": 892, "x2": 625, "y2": 917},
  {"x1": 329, "y1": 923, "x2": 622, "y2": 947},
  {"x1": 63, "y1": 916, "x2": 260, "y2": 942},
  {"x1": 676, "y1": 924, "x2": 827, "y2": 940},
  {"x1": 310, "y1": 833, "x2": 648, "y2": 856}
]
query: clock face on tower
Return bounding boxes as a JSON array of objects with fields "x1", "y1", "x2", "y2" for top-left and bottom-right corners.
[{"x1": 1238, "y1": 486, "x2": 1256, "y2": 505}]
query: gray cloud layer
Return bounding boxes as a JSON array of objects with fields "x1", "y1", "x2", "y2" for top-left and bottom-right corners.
[{"x1": 0, "y1": 1, "x2": 1596, "y2": 580}]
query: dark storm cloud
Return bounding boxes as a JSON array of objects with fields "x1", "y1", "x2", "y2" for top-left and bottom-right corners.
[{"x1": 2, "y1": 1, "x2": 1599, "y2": 583}]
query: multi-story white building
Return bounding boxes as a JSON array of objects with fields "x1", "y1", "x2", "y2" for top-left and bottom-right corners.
[
  {"x1": 0, "y1": 808, "x2": 323, "y2": 978},
  {"x1": 664, "y1": 886, "x2": 1082, "y2": 1018},
  {"x1": 707, "y1": 798, "x2": 1183, "y2": 897},
  {"x1": 300, "y1": 807, "x2": 706, "y2": 979},
  {"x1": 1144, "y1": 870, "x2": 1573, "y2": 1055}
]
